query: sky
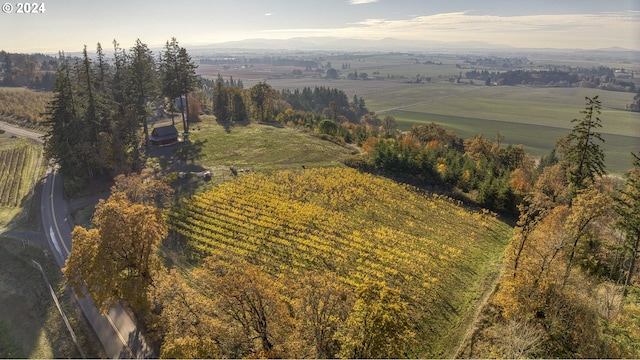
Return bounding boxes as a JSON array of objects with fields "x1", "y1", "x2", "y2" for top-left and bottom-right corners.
[{"x1": 1, "y1": 0, "x2": 639, "y2": 53}]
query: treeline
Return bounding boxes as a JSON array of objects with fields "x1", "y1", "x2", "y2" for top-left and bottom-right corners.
[
  {"x1": 466, "y1": 66, "x2": 636, "y2": 92},
  {"x1": 44, "y1": 38, "x2": 198, "y2": 193},
  {"x1": 0, "y1": 51, "x2": 58, "y2": 90},
  {"x1": 351, "y1": 126, "x2": 525, "y2": 214},
  {"x1": 207, "y1": 80, "x2": 369, "y2": 132}
]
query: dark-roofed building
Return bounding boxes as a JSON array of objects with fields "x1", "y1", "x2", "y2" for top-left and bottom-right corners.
[{"x1": 150, "y1": 125, "x2": 179, "y2": 146}]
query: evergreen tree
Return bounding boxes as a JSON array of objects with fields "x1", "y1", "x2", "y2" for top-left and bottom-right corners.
[
  {"x1": 561, "y1": 95, "x2": 606, "y2": 193},
  {"x1": 213, "y1": 74, "x2": 230, "y2": 123},
  {"x1": 614, "y1": 152, "x2": 640, "y2": 296},
  {"x1": 44, "y1": 55, "x2": 87, "y2": 191},
  {"x1": 230, "y1": 89, "x2": 247, "y2": 123},
  {"x1": 124, "y1": 39, "x2": 157, "y2": 150},
  {"x1": 176, "y1": 46, "x2": 198, "y2": 134},
  {"x1": 159, "y1": 38, "x2": 181, "y2": 125}
]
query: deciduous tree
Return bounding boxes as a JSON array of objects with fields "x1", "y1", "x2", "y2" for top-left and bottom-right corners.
[
  {"x1": 335, "y1": 281, "x2": 414, "y2": 359},
  {"x1": 294, "y1": 272, "x2": 353, "y2": 358},
  {"x1": 63, "y1": 192, "x2": 167, "y2": 313}
]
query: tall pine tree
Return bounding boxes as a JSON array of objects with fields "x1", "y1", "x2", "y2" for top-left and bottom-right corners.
[{"x1": 560, "y1": 95, "x2": 606, "y2": 194}]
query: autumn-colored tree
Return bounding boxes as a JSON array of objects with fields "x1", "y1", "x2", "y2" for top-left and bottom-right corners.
[
  {"x1": 464, "y1": 134, "x2": 494, "y2": 162},
  {"x1": 195, "y1": 258, "x2": 294, "y2": 357},
  {"x1": 359, "y1": 112, "x2": 381, "y2": 131},
  {"x1": 63, "y1": 192, "x2": 167, "y2": 313},
  {"x1": 111, "y1": 172, "x2": 174, "y2": 208},
  {"x1": 381, "y1": 115, "x2": 398, "y2": 137},
  {"x1": 496, "y1": 205, "x2": 572, "y2": 320},
  {"x1": 335, "y1": 281, "x2": 414, "y2": 359},
  {"x1": 562, "y1": 186, "x2": 613, "y2": 285},
  {"x1": 150, "y1": 269, "x2": 222, "y2": 359},
  {"x1": 294, "y1": 272, "x2": 353, "y2": 358}
]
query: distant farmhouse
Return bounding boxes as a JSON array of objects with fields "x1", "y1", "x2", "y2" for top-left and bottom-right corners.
[{"x1": 150, "y1": 125, "x2": 179, "y2": 146}]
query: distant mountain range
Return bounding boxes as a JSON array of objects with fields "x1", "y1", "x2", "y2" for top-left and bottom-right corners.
[
  {"x1": 187, "y1": 37, "x2": 514, "y2": 52},
  {"x1": 184, "y1": 37, "x2": 640, "y2": 55}
]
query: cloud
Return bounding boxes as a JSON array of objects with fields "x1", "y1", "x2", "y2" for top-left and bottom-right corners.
[
  {"x1": 349, "y1": 0, "x2": 378, "y2": 4},
  {"x1": 264, "y1": 12, "x2": 274, "y2": 16},
  {"x1": 259, "y1": 10, "x2": 639, "y2": 49}
]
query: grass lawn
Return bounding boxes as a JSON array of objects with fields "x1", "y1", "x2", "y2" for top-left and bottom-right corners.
[
  {"x1": 0, "y1": 237, "x2": 104, "y2": 358},
  {"x1": 188, "y1": 118, "x2": 357, "y2": 171}
]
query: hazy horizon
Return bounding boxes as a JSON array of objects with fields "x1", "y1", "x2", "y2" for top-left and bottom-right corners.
[{"x1": 1, "y1": 0, "x2": 639, "y2": 53}]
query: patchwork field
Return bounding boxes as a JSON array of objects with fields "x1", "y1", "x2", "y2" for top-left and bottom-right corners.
[
  {"x1": 204, "y1": 52, "x2": 639, "y2": 175},
  {"x1": 170, "y1": 167, "x2": 513, "y2": 357}
]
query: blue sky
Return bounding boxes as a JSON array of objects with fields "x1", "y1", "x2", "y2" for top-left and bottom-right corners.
[{"x1": 1, "y1": 0, "x2": 639, "y2": 52}]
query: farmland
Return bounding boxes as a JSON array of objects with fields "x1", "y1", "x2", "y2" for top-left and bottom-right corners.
[
  {"x1": 0, "y1": 135, "x2": 42, "y2": 226},
  {"x1": 170, "y1": 167, "x2": 513, "y2": 357},
  {"x1": 198, "y1": 52, "x2": 639, "y2": 174},
  {"x1": 0, "y1": 87, "x2": 51, "y2": 130}
]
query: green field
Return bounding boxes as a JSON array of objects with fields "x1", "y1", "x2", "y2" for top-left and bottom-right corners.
[
  {"x1": 234, "y1": 53, "x2": 639, "y2": 175},
  {"x1": 171, "y1": 167, "x2": 513, "y2": 357},
  {"x1": 187, "y1": 118, "x2": 357, "y2": 171},
  {"x1": 368, "y1": 85, "x2": 638, "y2": 174},
  {"x1": 0, "y1": 237, "x2": 103, "y2": 358}
]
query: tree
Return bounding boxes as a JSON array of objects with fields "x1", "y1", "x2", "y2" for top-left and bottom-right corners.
[
  {"x1": 318, "y1": 119, "x2": 338, "y2": 136},
  {"x1": 250, "y1": 82, "x2": 275, "y2": 122},
  {"x1": 326, "y1": 68, "x2": 338, "y2": 79},
  {"x1": 560, "y1": 95, "x2": 606, "y2": 193},
  {"x1": 43, "y1": 54, "x2": 88, "y2": 192},
  {"x1": 195, "y1": 258, "x2": 294, "y2": 357},
  {"x1": 294, "y1": 272, "x2": 353, "y2": 358},
  {"x1": 124, "y1": 39, "x2": 158, "y2": 147},
  {"x1": 176, "y1": 47, "x2": 198, "y2": 134},
  {"x1": 63, "y1": 192, "x2": 167, "y2": 313},
  {"x1": 381, "y1": 115, "x2": 398, "y2": 137},
  {"x1": 614, "y1": 152, "x2": 640, "y2": 296},
  {"x1": 562, "y1": 186, "x2": 613, "y2": 285},
  {"x1": 151, "y1": 269, "x2": 222, "y2": 359},
  {"x1": 335, "y1": 281, "x2": 414, "y2": 359},
  {"x1": 212, "y1": 76, "x2": 230, "y2": 123},
  {"x1": 159, "y1": 38, "x2": 181, "y2": 125},
  {"x1": 230, "y1": 89, "x2": 247, "y2": 123}
]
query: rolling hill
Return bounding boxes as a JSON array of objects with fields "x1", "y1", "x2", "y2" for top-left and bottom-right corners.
[{"x1": 169, "y1": 166, "x2": 513, "y2": 357}]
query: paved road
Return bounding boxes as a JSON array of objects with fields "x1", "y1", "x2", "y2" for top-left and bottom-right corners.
[{"x1": 1, "y1": 121, "x2": 153, "y2": 358}]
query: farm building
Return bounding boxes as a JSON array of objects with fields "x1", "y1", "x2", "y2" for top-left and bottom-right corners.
[{"x1": 150, "y1": 125, "x2": 179, "y2": 146}]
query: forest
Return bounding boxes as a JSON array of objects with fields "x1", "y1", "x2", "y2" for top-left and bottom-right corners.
[{"x1": 35, "y1": 38, "x2": 640, "y2": 358}]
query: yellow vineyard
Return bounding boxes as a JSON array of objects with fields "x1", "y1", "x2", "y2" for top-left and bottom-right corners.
[{"x1": 170, "y1": 167, "x2": 513, "y2": 355}]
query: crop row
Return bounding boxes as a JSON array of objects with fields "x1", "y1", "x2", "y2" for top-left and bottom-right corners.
[
  {"x1": 0, "y1": 143, "x2": 41, "y2": 207},
  {"x1": 169, "y1": 169, "x2": 484, "y2": 297}
]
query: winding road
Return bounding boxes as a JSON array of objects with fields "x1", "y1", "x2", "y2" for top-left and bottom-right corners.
[{"x1": 1, "y1": 121, "x2": 153, "y2": 358}]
